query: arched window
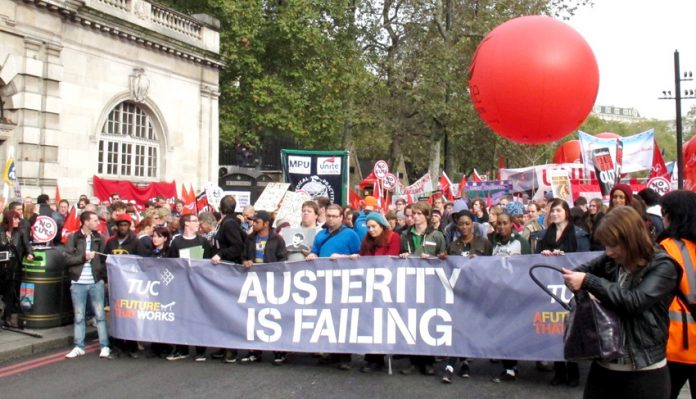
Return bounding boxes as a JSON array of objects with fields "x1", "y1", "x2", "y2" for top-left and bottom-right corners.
[{"x1": 98, "y1": 101, "x2": 159, "y2": 178}]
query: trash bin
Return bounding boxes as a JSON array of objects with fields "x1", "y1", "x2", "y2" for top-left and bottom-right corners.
[{"x1": 18, "y1": 247, "x2": 72, "y2": 328}]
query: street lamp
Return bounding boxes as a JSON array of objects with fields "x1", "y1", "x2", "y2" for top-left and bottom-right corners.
[{"x1": 658, "y1": 50, "x2": 696, "y2": 190}]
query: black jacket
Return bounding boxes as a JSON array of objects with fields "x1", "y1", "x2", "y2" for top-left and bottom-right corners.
[
  {"x1": 242, "y1": 230, "x2": 288, "y2": 263},
  {"x1": 63, "y1": 230, "x2": 106, "y2": 282},
  {"x1": 104, "y1": 232, "x2": 150, "y2": 256},
  {"x1": 213, "y1": 216, "x2": 246, "y2": 263},
  {"x1": 575, "y1": 251, "x2": 680, "y2": 369},
  {"x1": 0, "y1": 226, "x2": 33, "y2": 262}
]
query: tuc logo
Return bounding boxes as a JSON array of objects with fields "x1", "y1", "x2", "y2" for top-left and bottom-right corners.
[
  {"x1": 288, "y1": 156, "x2": 312, "y2": 174},
  {"x1": 317, "y1": 157, "x2": 341, "y2": 175}
]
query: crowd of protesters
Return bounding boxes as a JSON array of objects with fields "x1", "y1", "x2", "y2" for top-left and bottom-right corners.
[{"x1": 0, "y1": 185, "x2": 693, "y2": 398}]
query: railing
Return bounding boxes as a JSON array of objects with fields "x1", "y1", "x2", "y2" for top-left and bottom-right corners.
[
  {"x1": 150, "y1": 4, "x2": 202, "y2": 40},
  {"x1": 96, "y1": 0, "x2": 129, "y2": 12},
  {"x1": 92, "y1": 0, "x2": 204, "y2": 41}
]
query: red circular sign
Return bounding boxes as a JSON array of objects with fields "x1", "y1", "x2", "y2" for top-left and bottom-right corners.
[
  {"x1": 383, "y1": 173, "x2": 397, "y2": 190},
  {"x1": 32, "y1": 216, "x2": 58, "y2": 242},
  {"x1": 373, "y1": 160, "x2": 389, "y2": 180},
  {"x1": 647, "y1": 177, "x2": 671, "y2": 196}
]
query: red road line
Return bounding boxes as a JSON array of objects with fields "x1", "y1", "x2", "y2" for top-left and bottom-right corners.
[{"x1": 0, "y1": 342, "x2": 100, "y2": 379}]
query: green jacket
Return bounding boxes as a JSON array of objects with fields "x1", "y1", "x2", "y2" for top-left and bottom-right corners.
[{"x1": 400, "y1": 226, "x2": 447, "y2": 256}]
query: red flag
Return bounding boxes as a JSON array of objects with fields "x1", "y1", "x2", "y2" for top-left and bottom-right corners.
[
  {"x1": 349, "y1": 190, "x2": 362, "y2": 210},
  {"x1": 471, "y1": 168, "x2": 483, "y2": 183},
  {"x1": 55, "y1": 184, "x2": 61, "y2": 203},
  {"x1": 486, "y1": 192, "x2": 492, "y2": 208},
  {"x1": 458, "y1": 174, "x2": 467, "y2": 197},
  {"x1": 649, "y1": 140, "x2": 670, "y2": 179},
  {"x1": 196, "y1": 190, "x2": 209, "y2": 213},
  {"x1": 60, "y1": 206, "x2": 79, "y2": 244},
  {"x1": 439, "y1": 172, "x2": 454, "y2": 201},
  {"x1": 181, "y1": 184, "x2": 196, "y2": 215}
]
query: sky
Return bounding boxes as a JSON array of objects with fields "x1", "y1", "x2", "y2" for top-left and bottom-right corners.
[{"x1": 565, "y1": 0, "x2": 696, "y2": 121}]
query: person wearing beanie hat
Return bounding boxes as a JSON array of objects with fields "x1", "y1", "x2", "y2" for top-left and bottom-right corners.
[
  {"x1": 505, "y1": 201, "x2": 525, "y2": 233},
  {"x1": 366, "y1": 211, "x2": 389, "y2": 229},
  {"x1": 609, "y1": 184, "x2": 633, "y2": 211},
  {"x1": 351, "y1": 211, "x2": 401, "y2": 373}
]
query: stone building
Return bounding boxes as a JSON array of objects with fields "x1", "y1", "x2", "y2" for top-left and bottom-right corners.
[{"x1": 0, "y1": 0, "x2": 221, "y2": 202}]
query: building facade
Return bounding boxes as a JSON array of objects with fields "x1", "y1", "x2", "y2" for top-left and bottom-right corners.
[{"x1": 0, "y1": 0, "x2": 221, "y2": 201}]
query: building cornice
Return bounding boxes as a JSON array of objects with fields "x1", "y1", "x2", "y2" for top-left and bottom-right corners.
[{"x1": 19, "y1": 0, "x2": 224, "y2": 69}]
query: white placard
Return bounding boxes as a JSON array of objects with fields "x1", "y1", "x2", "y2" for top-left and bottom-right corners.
[
  {"x1": 254, "y1": 182, "x2": 291, "y2": 212},
  {"x1": 373, "y1": 160, "x2": 389, "y2": 179},
  {"x1": 223, "y1": 191, "x2": 252, "y2": 213},
  {"x1": 274, "y1": 190, "x2": 312, "y2": 228}
]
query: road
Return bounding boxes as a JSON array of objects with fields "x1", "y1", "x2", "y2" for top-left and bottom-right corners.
[{"x1": 0, "y1": 344, "x2": 586, "y2": 399}]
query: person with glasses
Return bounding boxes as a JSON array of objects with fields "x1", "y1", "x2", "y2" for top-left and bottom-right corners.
[
  {"x1": 306, "y1": 204, "x2": 360, "y2": 370},
  {"x1": 165, "y1": 213, "x2": 212, "y2": 362}
]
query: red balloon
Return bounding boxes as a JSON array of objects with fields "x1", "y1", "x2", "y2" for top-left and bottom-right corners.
[
  {"x1": 469, "y1": 16, "x2": 599, "y2": 144},
  {"x1": 684, "y1": 136, "x2": 696, "y2": 190},
  {"x1": 553, "y1": 140, "x2": 582, "y2": 164},
  {"x1": 595, "y1": 132, "x2": 621, "y2": 140}
]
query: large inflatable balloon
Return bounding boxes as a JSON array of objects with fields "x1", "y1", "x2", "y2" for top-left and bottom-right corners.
[
  {"x1": 684, "y1": 136, "x2": 696, "y2": 190},
  {"x1": 595, "y1": 132, "x2": 621, "y2": 140},
  {"x1": 469, "y1": 16, "x2": 599, "y2": 145},
  {"x1": 553, "y1": 140, "x2": 582, "y2": 164}
]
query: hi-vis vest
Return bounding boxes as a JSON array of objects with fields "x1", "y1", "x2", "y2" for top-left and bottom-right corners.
[{"x1": 661, "y1": 238, "x2": 696, "y2": 364}]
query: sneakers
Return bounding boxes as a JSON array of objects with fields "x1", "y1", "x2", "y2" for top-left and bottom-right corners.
[
  {"x1": 459, "y1": 361, "x2": 470, "y2": 378},
  {"x1": 492, "y1": 369, "x2": 517, "y2": 383},
  {"x1": 166, "y1": 351, "x2": 189, "y2": 361},
  {"x1": 99, "y1": 347, "x2": 111, "y2": 359},
  {"x1": 194, "y1": 353, "x2": 207, "y2": 362},
  {"x1": 210, "y1": 349, "x2": 226, "y2": 360},
  {"x1": 240, "y1": 354, "x2": 261, "y2": 363},
  {"x1": 337, "y1": 362, "x2": 351, "y2": 371},
  {"x1": 223, "y1": 350, "x2": 238, "y2": 364},
  {"x1": 442, "y1": 365, "x2": 454, "y2": 383},
  {"x1": 273, "y1": 354, "x2": 287, "y2": 366},
  {"x1": 65, "y1": 347, "x2": 86, "y2": 359}
]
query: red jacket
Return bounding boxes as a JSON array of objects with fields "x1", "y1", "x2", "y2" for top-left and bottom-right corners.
[{"x1": 359, "y1": 230, "x2": 401, "y2": 256}]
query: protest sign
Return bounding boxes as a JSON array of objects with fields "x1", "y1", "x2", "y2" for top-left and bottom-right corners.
[
  {"x1": 274, "y1": 191, "x2": 312, "y2": 228},
  {"x1": 254, "y1": 183, "x2": 290, "y2": 212},
  {"x1": 281, "y1": 150, "x2": 349, "y2": 205},
  {"x1": 578, "y1": 129, "x2": 654, "y2": 174},
  {"x1": 107, "y1": 252, "x2": 602, "y2": 360},
  {"x1": 550, "y1": 169, "x2": 572, "y2": 203}
]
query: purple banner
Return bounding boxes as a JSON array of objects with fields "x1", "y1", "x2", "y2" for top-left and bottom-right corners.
[{"x1": 107, "y1": 252, "x2": 603, "y2": 360}]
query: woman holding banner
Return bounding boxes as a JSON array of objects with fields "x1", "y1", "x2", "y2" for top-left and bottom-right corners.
[
  {"x1": 562, "y1": 206, "x2": 679, "y2": 399},
  {"x1": 353, "y1": 212, "x2": 401, "y2": 373},
  {"x1": 441, "y1": 210, "x2": 492, "y2": 383},
  {"x1": 537, "y1": 198, "x2": 589, "y2": 387},
  {"x1": 489, "y1": 211, "x2": 531, "y2": 382}
]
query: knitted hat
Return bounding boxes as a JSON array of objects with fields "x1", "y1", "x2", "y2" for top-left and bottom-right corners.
[
  {"x1": 452, "y1": 198, "x2": 469, "y2": 213},
  {"x1": 363, "y1": 196, "x2": 378, "y2": 209},
  {"x1": 610, "y1": 184, "x2": 633, "y2": 205},
  {"x1": 366, "y1": 212, "x2": 390, "y2": 229},
  {"x1": 505, "y1": 201, "x2": 525, "y2": 217},
  {"x1": 114, "y1": 213, "x2": 132, "y2": 225}
]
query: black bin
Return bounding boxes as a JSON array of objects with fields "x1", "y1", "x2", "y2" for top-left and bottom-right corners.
[{"x1": 18, "y1": 247, "x2": 73, "y2": 328}]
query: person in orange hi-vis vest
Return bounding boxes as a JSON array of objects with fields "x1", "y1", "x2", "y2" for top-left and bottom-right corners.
[{"x1": 659, "y1": 190, "x2": 696, "y2": 399}]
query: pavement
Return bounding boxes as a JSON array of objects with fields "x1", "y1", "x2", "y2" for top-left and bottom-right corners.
[
  {"x1": 0, "y1": 322, "x2": 691, "y2": 398},
  {"x1": 0, "y1": 322, "x2": 95, "y2": 363}
]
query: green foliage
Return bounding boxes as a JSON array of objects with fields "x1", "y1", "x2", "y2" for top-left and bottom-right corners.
[{"x1": 160, "y1": 0, "x2": 605, "y2": 179}]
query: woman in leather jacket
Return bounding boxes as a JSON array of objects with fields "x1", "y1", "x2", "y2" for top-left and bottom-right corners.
[
  {"x1": 562, "y1": 206, "x2": 679, "y2": 399},
  {"x1": 0, "y1": 209, "x2": 33, "y2": 326}
]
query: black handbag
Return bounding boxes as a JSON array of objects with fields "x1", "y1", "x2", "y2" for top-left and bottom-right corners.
[{"x1": 529, "y1": 264, "x2": 625, "y2": 361}]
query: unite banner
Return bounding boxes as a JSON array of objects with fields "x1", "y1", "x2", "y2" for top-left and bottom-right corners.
[
  {"x1": 107, "y1": 252, "x2": 603, "y2": 361},
  {"x1": 280, "y1": 149, "x2": 349, "y2": 205}
]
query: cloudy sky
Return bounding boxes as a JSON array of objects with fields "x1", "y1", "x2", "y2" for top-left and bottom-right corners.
[{"x1": 566, "y1": 0, "x2": 696, "y2": 120}]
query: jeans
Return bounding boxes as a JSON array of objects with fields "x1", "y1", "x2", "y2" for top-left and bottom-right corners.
[{"x1": 70, "y1": 281, "x2": 109, "y2": 349}]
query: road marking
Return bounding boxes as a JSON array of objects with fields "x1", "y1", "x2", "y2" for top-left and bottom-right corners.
[{"x1": 0, "y1": 342, "x2": 100, "y2": 379}]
